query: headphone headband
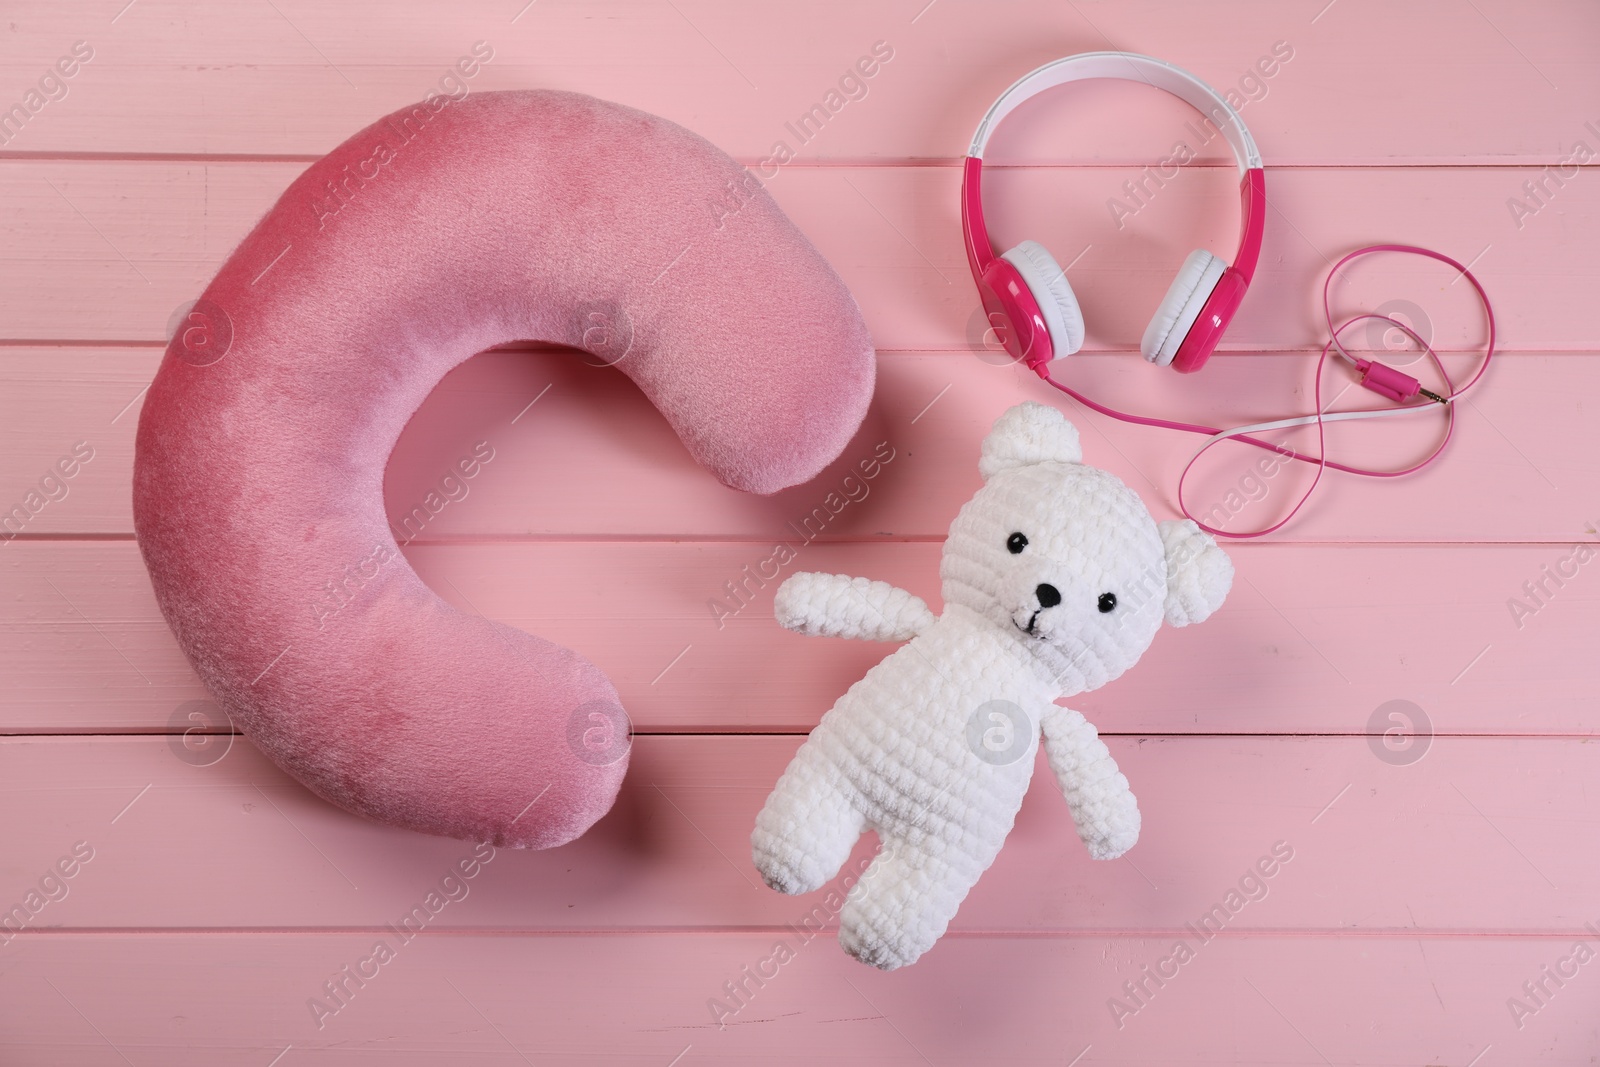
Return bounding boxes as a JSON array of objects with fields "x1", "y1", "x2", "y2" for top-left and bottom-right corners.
[{"x1": 967, "y1": 51, "x2": 1263, "y2": 172}]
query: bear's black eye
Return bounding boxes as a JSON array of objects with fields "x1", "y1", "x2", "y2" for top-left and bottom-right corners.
[
  {"x1": 1098, "y1": 592, "x2": 1117, "y2": 613},
  {"x1": 1006, "y1": 532, "x2": 1028, "y2": 554}
]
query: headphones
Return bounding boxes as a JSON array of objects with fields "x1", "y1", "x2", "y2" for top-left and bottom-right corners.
[
  {"x1": 962, "y1": 51, "x2": 1266, "y2": 374},
  {"x1": 960, "y1": 52, "x2": 1497, "y2": 538}
]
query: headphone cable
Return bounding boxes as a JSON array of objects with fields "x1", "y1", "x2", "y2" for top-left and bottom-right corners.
[{"x1": 1032, "y1": 243, "x2": 1497, "y2": 538}]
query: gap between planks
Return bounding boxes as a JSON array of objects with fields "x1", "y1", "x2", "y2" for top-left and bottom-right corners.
[
  {"x1": 3, "y1": 731, "x2": 1597, "y2": 739},
  {"x1": 3, "y1": 926, "x2": 1597, "y2": 941}
]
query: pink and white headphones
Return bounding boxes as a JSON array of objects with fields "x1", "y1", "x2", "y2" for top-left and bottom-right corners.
[
  {"x1": 961, "y1": 52, "x2": 1498, "y2": 538},
  {"x1": 962, "y1": 51, "x2": 1266, "y2": 374}
]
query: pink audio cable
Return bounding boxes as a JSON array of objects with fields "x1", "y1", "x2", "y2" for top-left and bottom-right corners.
[{"x1": 1031, "y1": 243, "x2": 1497, "y2": 538}]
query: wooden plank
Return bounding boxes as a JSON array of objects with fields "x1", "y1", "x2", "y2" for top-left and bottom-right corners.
[
  {"x1": 0, "y1": 349, "x2": 1591, "y2": 544},
  {"x1": 0, "y1": 0, "x2": 1589, "y2": 166},
  {"x1": 0, "y1": 735, "x2": 1593, "y2": 935},
  {"x1": 0, "y1": 162, "x2": 1583, "y2": 351},
  {"x1": 0, "y1": 932, "x2": 1591, "y2": 1065},
  {"x1": 4, "y1": 539, "x2": 1594, "y2": 734}
]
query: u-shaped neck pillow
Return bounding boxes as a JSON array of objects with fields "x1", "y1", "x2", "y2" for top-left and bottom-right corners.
[{"x1": 134, "y1": 89, "x2": 875, "y2": 849}]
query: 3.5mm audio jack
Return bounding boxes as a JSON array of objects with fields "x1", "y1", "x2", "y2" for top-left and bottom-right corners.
[{"x1": 1354, "y1": 358, "x2": 1451, "y2": 405}]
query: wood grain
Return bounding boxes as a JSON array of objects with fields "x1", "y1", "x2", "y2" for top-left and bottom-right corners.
[
  {"x1": 0, "y1": 163, "x2": 1580, "y2": 350},
  {"x1": 0, "y1": 0, "x2": 1590, "y2": 165},
  {"x1": 2, "y1": 540, "x2": 1594, "y2": 734},
  {"x1": 0, "y1": 736, "x2": 1591, "y2": 935},
  {"x1": 1, "y1": 350, "x2": 1590, "y2": 543},
  {"x1": 0, "y1": 934, "x2": 1592, "y2": 1065}
]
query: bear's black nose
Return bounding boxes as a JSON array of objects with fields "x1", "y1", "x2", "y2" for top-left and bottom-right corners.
[{"x1": 1035, "y1": 583, "x2": 1061, "y2": 608}]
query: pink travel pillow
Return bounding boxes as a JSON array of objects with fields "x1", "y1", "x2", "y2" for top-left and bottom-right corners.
[{"x1": 134, "y1": 90, "x2": 875, "y2": 849}]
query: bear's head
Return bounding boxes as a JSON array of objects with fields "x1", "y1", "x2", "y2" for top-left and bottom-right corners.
[{"x1": 940, "y1": 402, "x2": 1233, "y2": 696}]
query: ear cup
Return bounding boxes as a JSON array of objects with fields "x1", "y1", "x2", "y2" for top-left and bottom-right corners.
[
  {"x1": 1001, "y1": 239, "x2": 1085, "y2": 357},
  {"x1": 1142, "y1": 248, "x2": 1226, "y2": 367}
]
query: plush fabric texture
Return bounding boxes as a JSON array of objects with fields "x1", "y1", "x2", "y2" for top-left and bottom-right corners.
[
  {"x1": 773, "y1": 573, "x2": 935, "y2": 643},
  {"x1": 754, "y1": 402, "x2": 1232, "y2": 969},
  {"x1": 133, "y1": 89, "x2": 875, "y2": 850}
]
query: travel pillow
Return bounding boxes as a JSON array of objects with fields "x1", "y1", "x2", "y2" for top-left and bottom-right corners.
[{"x1": 133, "y1": 89, "x2": 875, "y2": 849}]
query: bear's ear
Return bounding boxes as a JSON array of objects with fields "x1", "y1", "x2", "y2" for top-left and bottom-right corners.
[
  {"x1": 1158, "y1": 519, "x2": 1233, "y2": 627},
  {"x1": 978, "y1": 402, "x2": 1082, "y2": 480}
]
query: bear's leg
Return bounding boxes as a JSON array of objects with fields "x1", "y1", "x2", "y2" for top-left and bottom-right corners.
[
  {"x1": 837, "y1": 840, "x2": 978, "y2": 970},
  {"x1": 751, "y1": 748, "x2": 864, "y2": 895}
]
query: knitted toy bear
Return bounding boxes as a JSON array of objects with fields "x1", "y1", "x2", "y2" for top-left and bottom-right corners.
[{"x1": 751, "y1": 402, "x2": 1233, "y2": 969}]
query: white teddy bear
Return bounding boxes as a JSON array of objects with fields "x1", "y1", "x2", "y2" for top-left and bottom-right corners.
[{"x1": 751, "y1": 402, "x2": 1233, "y2": 970}]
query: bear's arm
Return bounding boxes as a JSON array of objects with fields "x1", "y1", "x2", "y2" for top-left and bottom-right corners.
[
  {"x1": 773, "y1": 572, "x2": 936, "y2": 642},
  {"x1": 1039, "y1": 705, "x2": 1140, "y2": 860}
]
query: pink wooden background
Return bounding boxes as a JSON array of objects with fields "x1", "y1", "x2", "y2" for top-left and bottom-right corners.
[{"x1": 2, "y1": 0, "x2": 1597, "y2": 1063}]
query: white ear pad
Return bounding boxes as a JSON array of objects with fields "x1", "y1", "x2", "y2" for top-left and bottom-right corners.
[
  {"x1": 1001, "y1": 239, "x2": 1085, "y2": 357},
  {"x1": 1142, "y1": 249, "x2": 1226, "y2": 367}
]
